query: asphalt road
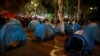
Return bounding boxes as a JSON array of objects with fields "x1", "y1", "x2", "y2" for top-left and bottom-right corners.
[{"x1": 0, "y1": 29, "x2": 68, "y2": 56}]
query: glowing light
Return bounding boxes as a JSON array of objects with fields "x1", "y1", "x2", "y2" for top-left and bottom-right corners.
[
  {"x1": 34, "y1": 4, "x2": 38, "y2": 7},
  {"x1": 31, "y1": 2, "x2": 34, "y2": 4},
  {"x1": 90, "y1": 7, "x2": 93, "y2": 10}
]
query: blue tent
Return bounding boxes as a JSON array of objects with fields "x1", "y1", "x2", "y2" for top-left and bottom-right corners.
[
  {"x1": 65, "y1": 22, "x2": 73, "y2": 35},
  {"x1": 64, "y1": 30, "x2": 94, "y2": 55},
  {"x1": 34, "y1": 23, "x2": 55, "y2": 41},
  {"x1": 0, "y1": 19, "x2": 27, "y2": 47},
  {"x1": 72, "y1": 23, "x2": 81, "y2": 32},
  {"x1": 84, "y1": 23, "x2": 100, "y2": 43},
  {"x1": 55, "y1": 22, "x2": 65, "y2": 35},
  {"x1": 28, "y1": 20, "x2": 40, "y2": 31},
  {"x1": 55, "y1": 22, "x2": 78, "y2": 35}
]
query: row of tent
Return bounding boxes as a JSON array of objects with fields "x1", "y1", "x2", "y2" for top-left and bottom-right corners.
[
  {"x1": 0, "y1": 16, "x2": 100, "y2": 55},
  {"x1": 28, "y1": 19, "x2": 81, "y2": 37},
  {"x1": 28, "y1": 19, "x2": 100, "y2": 55}
]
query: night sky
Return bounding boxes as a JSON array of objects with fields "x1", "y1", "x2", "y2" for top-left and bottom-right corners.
[
  {"x1": 0, "y1": 0, "x2": 99, "y2": 13},
  {"x1": 82, "y1": 0, "x2": 99, "y2": 6},
  {"x1": 0, "y1": 0, "x2": 30, "y2": 13}
]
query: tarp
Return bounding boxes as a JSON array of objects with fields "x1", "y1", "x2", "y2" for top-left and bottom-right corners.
[{"x1": 34, "y1": 23, "x2": 55, "y2": 41}]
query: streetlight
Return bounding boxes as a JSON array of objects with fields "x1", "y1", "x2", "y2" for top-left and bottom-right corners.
[
  {"x1": 31, "y1": 2, "x2": 34, "y2": 4},
  {"x1": 90, "y1": 7, "x2": 93, "y2": 10},
  {"x1": 34, "y1": 4, "x2": 38, "y2": 7}
]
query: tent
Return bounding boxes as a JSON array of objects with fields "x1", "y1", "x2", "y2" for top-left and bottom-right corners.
[
  {"x1": 34, "y1": 23, "x2": 55, "y2": 41},
  {"x1": 72, "y1": 23, "x2": 81, "y2": 32},
  {"x1": 65, "y1": 22, "x2": 73, "y2": 35},
  {"x1": 0, "y1": 19, "x2": 27, "y2": 47},
  {"x1": 55, "y1": 22, "x2": 79, "y2": 35},
  {"x1": 28, "y1": 20, "x2": 40, "y2": 31},
  {"x1": 84, "y1": 23, "x2": 100, "y2": 43},
  {"x1": 64, "y1": 30, "x2": 94, "y2": 55},
  {"x1": 55, "y1": 22, "x2": 65, "y2": 35}
]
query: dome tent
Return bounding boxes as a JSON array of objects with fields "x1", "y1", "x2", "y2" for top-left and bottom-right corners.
[
  {"x1": 72, "y1": 22, "x2": 81, "y2": 33},
  {"x1": 55, "y1": 22, "x2": 65, "y2": 35},
  {"x1": 55, "y1": 22, "x2": 71, "y2": 35},
  {"x1": 84, "y1": 9, "x2": 100, "y2": 43},
  {"x1": 0, "y1": 19, "x2": 27, "y2": 47},
  {"x1": 65, "y1": 22, "x2": 73, "y2": 35},
  {"x1": 64, "y1": 30, "x2": 94, "y2": 56},
  {"x1": 28, "y1": 19, "x2": 40, "y2": 31},
  {"x1": 65, "y1": 21, "x2": 81, "y2": 35},
  {"x1": 34, "y1": 23, "x2": 55, "y2": 42},
  {"x1": 84, "y1": 23, "x2": 100, "y2": 43}
]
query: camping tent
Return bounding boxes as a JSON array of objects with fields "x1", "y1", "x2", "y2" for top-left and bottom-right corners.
[
  {"x1": 64, "y1": 30, "x2": 94, "y2": 55},
  {"x1": 34, "y1": 23, "x2": 55, "y2": 41}
]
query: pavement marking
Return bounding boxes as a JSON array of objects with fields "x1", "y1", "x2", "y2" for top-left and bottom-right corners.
[
  {"x1": 50, "y1": 46, "x2": 65, "y2": 56},
  {"x1": 53, "y1": 46, "x2": 64, "y2": 50},
  {"x1": 50, "y1": 49, "x2": 59, "y2": 56},
  {"x1": 27, "y1": 37, "x2": 32, "y2": 40},
  {"x1": 42, "y1": 38, "x2": 65, "y2": 56}
]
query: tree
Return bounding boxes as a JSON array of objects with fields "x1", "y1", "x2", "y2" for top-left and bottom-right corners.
[
  {"x1": 0, "y1": 0, "x2": 31, "y2": 13},
  {"x1": 57, "y1": 0, "x2": 64, "y2": 22}
]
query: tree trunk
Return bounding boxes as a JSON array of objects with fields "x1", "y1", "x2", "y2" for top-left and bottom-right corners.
[
  {"x1": 77, "y1": 0, "x2": 80, "y2": 22},
  {"x1": 58, "y1": 0, "x2": 64, "y2": 22}
]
